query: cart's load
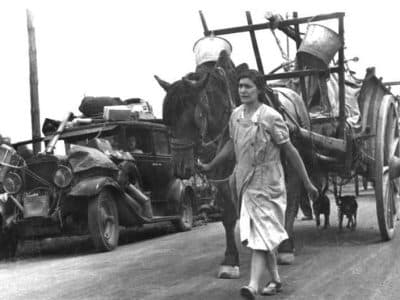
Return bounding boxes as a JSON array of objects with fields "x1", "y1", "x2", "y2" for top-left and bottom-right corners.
[
  {"x1": 193, "y1": 35, "x2": 232, "y2": 66},
  {"x1": 280, "y1": 69, "x2": 362, "y2": 126},
  {"x1": 324, "y1": 72, "x2": 362, "y2": 126},
  {"x1": 79, "y1": 96, "x2": 123, "y2": 117},
  {"x1": 294, "y1": 25, "x2": 361, "y2": 126}
]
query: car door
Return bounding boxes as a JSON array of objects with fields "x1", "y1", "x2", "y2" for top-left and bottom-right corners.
[
  {"x1": 151, "y1": 129, "x2": 174, "y2": 201},
  {"x1": 124, "y1": 126, "x2": 154, "y2": 192}
]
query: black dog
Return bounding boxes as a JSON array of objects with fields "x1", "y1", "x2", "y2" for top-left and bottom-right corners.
[
  {"x1": 313, "y1": 191, "x2": 330, "y2": 229},
  {"x1": 336, "y1": 195, "x2": 358, "y2": 230}
]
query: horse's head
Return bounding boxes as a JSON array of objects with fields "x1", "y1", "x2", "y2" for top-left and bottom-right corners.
[{"x1": 155, "y1": 50, "x2": 243, "y2": 179}]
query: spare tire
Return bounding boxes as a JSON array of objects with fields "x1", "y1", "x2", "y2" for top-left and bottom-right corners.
[{"x1": 79, "y1": 96, "x2": 123, "y2": 117}]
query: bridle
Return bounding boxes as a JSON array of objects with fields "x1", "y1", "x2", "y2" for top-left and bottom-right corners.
[
  {"x1": 169, "y1": 65, "x2": 236, "y2": 174},
  {"x1": 196, "y1": 67, "x2": 235, "y2": 150}
]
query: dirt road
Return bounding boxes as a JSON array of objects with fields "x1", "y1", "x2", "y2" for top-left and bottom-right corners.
[{"x1": 1, "y1": 186, "x2": 400, "y2": 300}]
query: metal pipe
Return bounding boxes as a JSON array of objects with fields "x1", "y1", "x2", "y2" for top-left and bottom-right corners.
[{"x1": 9, "y1": 195, "x2": 24, "y2": 212}]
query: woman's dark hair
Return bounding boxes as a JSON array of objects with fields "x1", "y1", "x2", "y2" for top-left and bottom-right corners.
[{"x1": 237, "y1": 69, "x2": 269, "y2": 104}]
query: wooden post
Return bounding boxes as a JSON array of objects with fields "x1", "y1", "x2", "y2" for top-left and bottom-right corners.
[
  {"x1": 285, "y1": 13, "x2": 290, "y2": 59},
  {"x1": 338, "y1": 15, "x2": 345, "y2": 138},
  {"x1": 26, "y1": 9, "x2": 41, "y2": 154},
  {"x1": 199, "y1": 11, "x2": 209, "y2": 36},
  {"x1": 293, "y1": 12, "x2": 308, "y2": 105},
  {"x1": 246, "y1": 11, "x2": 264, "y2": 74}
]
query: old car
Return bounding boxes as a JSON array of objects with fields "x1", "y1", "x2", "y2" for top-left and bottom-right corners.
[{"x1": 0, "y1": 113, "x2": 195, "y2": 258}]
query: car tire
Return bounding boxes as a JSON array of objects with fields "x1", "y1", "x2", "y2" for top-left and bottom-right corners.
[
  {"x1": 0, "y1": 227, "x2": 18, "y2": 260},
  {"x1": 173, "y1": 192, "x2": 193, "y2": 232},
  {"x1": 88, "y1": 189, "x2": 119, "y2": 252}
]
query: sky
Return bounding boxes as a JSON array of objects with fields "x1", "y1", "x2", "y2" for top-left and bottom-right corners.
[{"x1": 0, "y1": 0, "x2": 399, "y2": 142}]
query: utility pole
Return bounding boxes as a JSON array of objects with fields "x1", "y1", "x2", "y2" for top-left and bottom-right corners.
[{"x1": 26, "y1": 9, "x2": 41, "y2": 154}]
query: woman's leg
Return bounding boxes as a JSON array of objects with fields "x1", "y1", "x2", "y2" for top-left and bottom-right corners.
[
  {"x1": 248, "y1": 249, "x2": 268, "y2": 291},
  {"x1": 266, "y1": 250, "x2": 281, "y2": 283}
]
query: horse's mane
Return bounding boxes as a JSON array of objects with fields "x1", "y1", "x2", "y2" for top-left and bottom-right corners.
[{"x1": 162, "y1": 80, "x2": 194, "y2": 126}]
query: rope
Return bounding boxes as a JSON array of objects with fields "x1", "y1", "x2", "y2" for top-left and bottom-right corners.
[{"x1": 270, "y1": 29, "x2": 290, "y2": 62}]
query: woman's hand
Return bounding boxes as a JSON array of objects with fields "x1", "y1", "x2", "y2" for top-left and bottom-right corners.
[
  {"x1": 305, "y1": 182, "x2": 319, "y2": 202},
  {"x1": 196, "y1": 139, "x2": 234, "y2": 173}
]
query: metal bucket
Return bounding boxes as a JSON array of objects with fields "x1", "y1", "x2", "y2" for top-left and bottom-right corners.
[
  {"x1": 193, "y1": 35, "x2": 232, "y2": 66},
  {"x1": 297, "y1": 24, "x2": 342, "y2": 69}
]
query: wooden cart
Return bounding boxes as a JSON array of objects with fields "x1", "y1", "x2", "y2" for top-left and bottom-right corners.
[{"x1": 199, "y1": 11, "x2": 400, "y2": 240}]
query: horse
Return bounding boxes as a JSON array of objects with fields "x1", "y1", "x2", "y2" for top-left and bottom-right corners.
[{"x1": 155, "y1": 50, "x2": 317, "y2": 277}]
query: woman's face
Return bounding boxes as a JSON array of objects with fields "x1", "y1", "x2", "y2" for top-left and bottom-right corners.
[{"x1": 238, "y1": 78, "x2": 259, "y2": 105}]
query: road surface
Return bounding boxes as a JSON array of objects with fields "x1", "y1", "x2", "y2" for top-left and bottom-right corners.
[{"x1": 1, "y1": 186, "x2": 400, "y2": 300}]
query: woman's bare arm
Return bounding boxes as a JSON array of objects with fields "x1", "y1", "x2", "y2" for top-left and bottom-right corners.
[{"x1": 199, "y1": 139, "x2": 234, "y2": 172}]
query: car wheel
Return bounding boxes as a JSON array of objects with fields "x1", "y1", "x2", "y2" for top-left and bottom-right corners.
[
  {"x1": 88, "y1": 189, "x2": 119, "y2": 251},
  {"x1": 0, "y1": 227, "x2": 18, "y2": 260},
  {"x1": 173, "y1": 192, "x2": 193, "y2": 232}
]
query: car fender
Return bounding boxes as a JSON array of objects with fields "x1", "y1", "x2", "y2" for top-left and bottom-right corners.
[{"x1": 69, "y1": 176, "x2": 123, "y2": 197}]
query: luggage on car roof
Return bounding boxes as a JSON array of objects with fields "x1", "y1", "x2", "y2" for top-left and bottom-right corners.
[{"x1": 79, "y1": 96, "x2": 123, "y2": 117}]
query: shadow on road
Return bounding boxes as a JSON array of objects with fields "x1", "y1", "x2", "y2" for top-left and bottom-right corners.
[{"x1": 12, "y1": 223, "x2": 178, "y2": 261}]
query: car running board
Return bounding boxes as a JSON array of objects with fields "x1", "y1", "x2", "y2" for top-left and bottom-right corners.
[
  {"x1": 122, "y1": 192, "x2": 180, "y2": 224},
  {"x1": 145, "y1": 216, "x2": 181, "y2": 223}
]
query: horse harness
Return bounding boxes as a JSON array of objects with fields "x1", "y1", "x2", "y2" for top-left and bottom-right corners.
[{"x1": 196, "y1": 67, "x2": 235, "y2": 150}]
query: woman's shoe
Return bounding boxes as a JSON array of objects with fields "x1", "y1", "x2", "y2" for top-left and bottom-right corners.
[
  {"x1": 261, "y1": 281, "x2": 282, "y2": 296},
  {"x1": 240, "y1": 285, "x2": 257, "y2": 300}
]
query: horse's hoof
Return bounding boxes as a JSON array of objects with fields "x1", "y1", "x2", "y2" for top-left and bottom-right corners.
[
  {"x1": 277, "y1": 252, "x2": 295, "y2": 265},
  {"x1": 217, "y1": 265, "x2": 240, "y2": 279}
]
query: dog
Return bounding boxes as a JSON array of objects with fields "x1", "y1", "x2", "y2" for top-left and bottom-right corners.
[
  {"x1": 336, "y1": 195, "x2": 358, "y2": 230},
  {"x1": 313, "y1": 192, "x2": 330, "y2": 229}
]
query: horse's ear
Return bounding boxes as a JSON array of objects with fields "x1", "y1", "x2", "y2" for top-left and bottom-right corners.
[
  {"x1": 183, "y1": 73, "x2": 210, "y2": 91},
  {"x1": 154, "y1": 75, "x2": 171, "y2": 92},
  {"x1": 236, "y1": 63, "x2": 249, "y2": 75}
]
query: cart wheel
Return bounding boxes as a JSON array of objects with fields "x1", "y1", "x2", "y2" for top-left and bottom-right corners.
[
  {"x1": 88, "y1": 189, "x2": 119, "y2": 251},
  {"x1": 375, "y1": 95, "x2": 399, "y2": 240},
  {"x1": 173, "y1": 191, "x2": 193, "y2": 232}
]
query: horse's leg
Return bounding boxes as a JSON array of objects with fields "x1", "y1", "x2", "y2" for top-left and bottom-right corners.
[
  {"x1": 277, "y1": 164, "x2": 302, "y2": 265},
  {"x1": 217, "y1": 182, "x2": 240, "y2": 279}
]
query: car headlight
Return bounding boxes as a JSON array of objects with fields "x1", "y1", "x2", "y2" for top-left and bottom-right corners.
[
  {"x1": 53, "y1": 165, "x2": 73, "y2": 188},
  {"x1": 3, "y1": 171, "x2": 23, "y2": 194}
]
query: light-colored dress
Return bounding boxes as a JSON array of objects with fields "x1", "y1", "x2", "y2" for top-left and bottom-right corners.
[{"x1": 229, "y1": 104, "x2": 289, "y2": 251}]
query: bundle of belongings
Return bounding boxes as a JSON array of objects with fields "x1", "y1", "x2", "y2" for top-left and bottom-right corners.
[
  {"x1": 270, "y1": 23, "x2": 362, "y2": 129},
  {"x1": 78, "y1": 96, "x2": 156, "y2": 121},
  {"x1": 297, "y1": 24, "x2": 362, "y2": 128},
  {"x1": 42, "y1": 97, "x2": 156, "y2": 136}
]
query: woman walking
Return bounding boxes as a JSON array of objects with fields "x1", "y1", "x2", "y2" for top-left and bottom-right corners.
[{"x1": 200, "y1": 69, "x2": 318, "y2": 299}]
